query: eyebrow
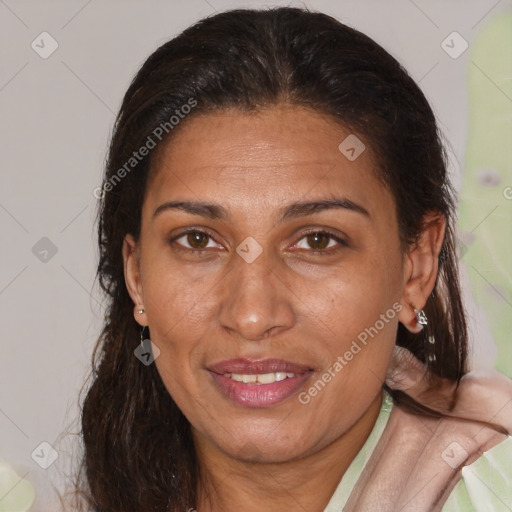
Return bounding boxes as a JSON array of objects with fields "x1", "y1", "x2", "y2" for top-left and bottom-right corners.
[{"x1": 152, "y1": 197, "x2": 370, "y2": 222}]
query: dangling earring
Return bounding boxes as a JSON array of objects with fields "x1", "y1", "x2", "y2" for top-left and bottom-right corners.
[
  {"x1": 140, "y1": 325, "x2": 150, "y2": 347},
  {"x1": 413, "y1": 305, "x2": 436, "y2": 363},
  {"x1": 134, "y1": 324, "x2": 160, "y2": 365},
  {"x1": 413, "y1": 308, "x2": 427, "y2": 326}
]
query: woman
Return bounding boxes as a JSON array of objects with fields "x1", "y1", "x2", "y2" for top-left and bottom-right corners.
[{"x1": 72, "y1": 7, "x2": 512, "y2": 511}]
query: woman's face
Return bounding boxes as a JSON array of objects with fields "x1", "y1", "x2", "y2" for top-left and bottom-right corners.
[{"x1": 124, "y1": 104, "x2": 408, "y2": 463}]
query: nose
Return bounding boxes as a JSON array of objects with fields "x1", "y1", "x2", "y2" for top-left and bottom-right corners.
[{"x1": 217, "y1": 248, "x2": 295, "y2": 342}]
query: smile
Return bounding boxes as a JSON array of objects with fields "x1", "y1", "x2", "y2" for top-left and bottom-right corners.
[{"x1": 224, "y1": 372, "x2": 296, "y2": 384}]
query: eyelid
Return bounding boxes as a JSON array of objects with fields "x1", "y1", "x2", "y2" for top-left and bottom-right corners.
[
  {"x1": 170, "y1": 227, "x2": 223, "y2": 251},
  {"x1": 291, "y1": 228, "x2": 349, "y2": 253}
]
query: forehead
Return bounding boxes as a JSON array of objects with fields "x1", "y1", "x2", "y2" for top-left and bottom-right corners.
[{"x1": 145, "y1": 105, "x2": 393, "y2": 220}]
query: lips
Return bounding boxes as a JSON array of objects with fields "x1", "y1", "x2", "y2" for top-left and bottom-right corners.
[
  {"x1": 208, "y1": 358, "x2": 312, "y2": 375},
  {"x1": 207, "y1": 358, "x2": 314, "y2": 407}
]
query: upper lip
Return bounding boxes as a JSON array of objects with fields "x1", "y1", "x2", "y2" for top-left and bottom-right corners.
[{"x1": 208, "y1": 358, "x2": 313, "y2": 375}]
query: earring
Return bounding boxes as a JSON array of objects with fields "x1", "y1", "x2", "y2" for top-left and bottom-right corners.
[
  {"x1": 414, "y1": 308, "x2": 428, "y2": 327},
  {"x1": 140, "y1": 325, "x2": 150, "y2": 347},
  {"x1": 137, "y1": 308, "x2": 145, "y2": 314},
  {"x1": 412, "y1": 305, "x2": 436, "y2": 363}
]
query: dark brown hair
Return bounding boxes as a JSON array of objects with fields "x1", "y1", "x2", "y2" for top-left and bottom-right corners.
[{"x1": 70, "y1": 6, "x2": 467, "y2": 511}]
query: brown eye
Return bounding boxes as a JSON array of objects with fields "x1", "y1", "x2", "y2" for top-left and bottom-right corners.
[
  {"x1": 186, "y1": 232, "x2": 210, "y2": 249},
  {"x1": 293, "y1": 230, "x2": 348, "y2": 255},
  {"x1": 306, "y1": 233, "x2": 330, "y2": 250},
  {"x1": 171, "y1": 229, "x2": 218, "y2": 251}
]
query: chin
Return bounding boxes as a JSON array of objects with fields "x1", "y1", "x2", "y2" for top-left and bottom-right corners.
[{"x1": 213, "y1": 427, "x2": 314, "y2": 464}]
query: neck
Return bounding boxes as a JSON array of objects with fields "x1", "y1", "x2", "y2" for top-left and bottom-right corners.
[{"x1": 194, "y1": 390, "x2": 383, "y2": 512}]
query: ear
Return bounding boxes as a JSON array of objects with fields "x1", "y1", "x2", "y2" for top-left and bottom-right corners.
[
  {"x1": 398, "y1": 211, "x2": 446, "y2": 334},
  {"x1": 122, "y1": 233, "x2": 148, "y2": 327}
]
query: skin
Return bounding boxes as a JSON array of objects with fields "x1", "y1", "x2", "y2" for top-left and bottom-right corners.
[{"x1": 123, "y1": 104, "x2": 445, "y2": 512}]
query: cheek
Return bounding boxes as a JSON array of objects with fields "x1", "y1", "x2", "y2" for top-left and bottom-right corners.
[
  {"x1": 297, "y1": 253, "x2": 401, "y2": 400},
  {"x1": 146, "y1": 276, "x2": 207, "y2": 413},
  {"x1": 142, "y1": 254, "x2": 211, "y2": 333},
  {"x1": 140, "y1": 267, "x2": 214, "y2": 402},
  {"x1": 302, "y1": 272, "x2": 399, "y2": 419},
  {"x1": 303, "y1": 253, "x2": 401, "y2": 338}
]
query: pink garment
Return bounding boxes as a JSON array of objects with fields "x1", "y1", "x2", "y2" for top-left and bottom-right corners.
[{"x1": 345, "y1": 347, "x2": 512, "y2": 511}]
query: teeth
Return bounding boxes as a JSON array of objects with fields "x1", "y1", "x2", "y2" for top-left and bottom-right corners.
[
  {"x1": 225, "y1": 372, "x2": 296, "y2": 384},
  {"x1": 258, "y1": 373, "x2": 276, "y2": 384}
]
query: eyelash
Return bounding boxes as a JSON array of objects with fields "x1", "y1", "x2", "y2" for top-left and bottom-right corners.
[
  {"x1": 169, "y1": 227, "x2": 349, "y2": 256},
  {"x1": 294, "y1": 229, "x2": 349, "y2": 255}
]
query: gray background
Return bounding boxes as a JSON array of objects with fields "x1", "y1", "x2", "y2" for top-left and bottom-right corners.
[{"x1": 1, "y1": 0, "x2": 510, "y2": 509}]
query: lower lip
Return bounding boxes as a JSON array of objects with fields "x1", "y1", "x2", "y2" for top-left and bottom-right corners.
[{"x1": 209, "y1": 371, "x2": 312, "y2": 407}]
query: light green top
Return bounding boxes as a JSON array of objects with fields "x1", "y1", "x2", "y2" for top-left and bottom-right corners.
[{"x1": 323, "y1": 392, "x2": 512, "y2": 511}]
